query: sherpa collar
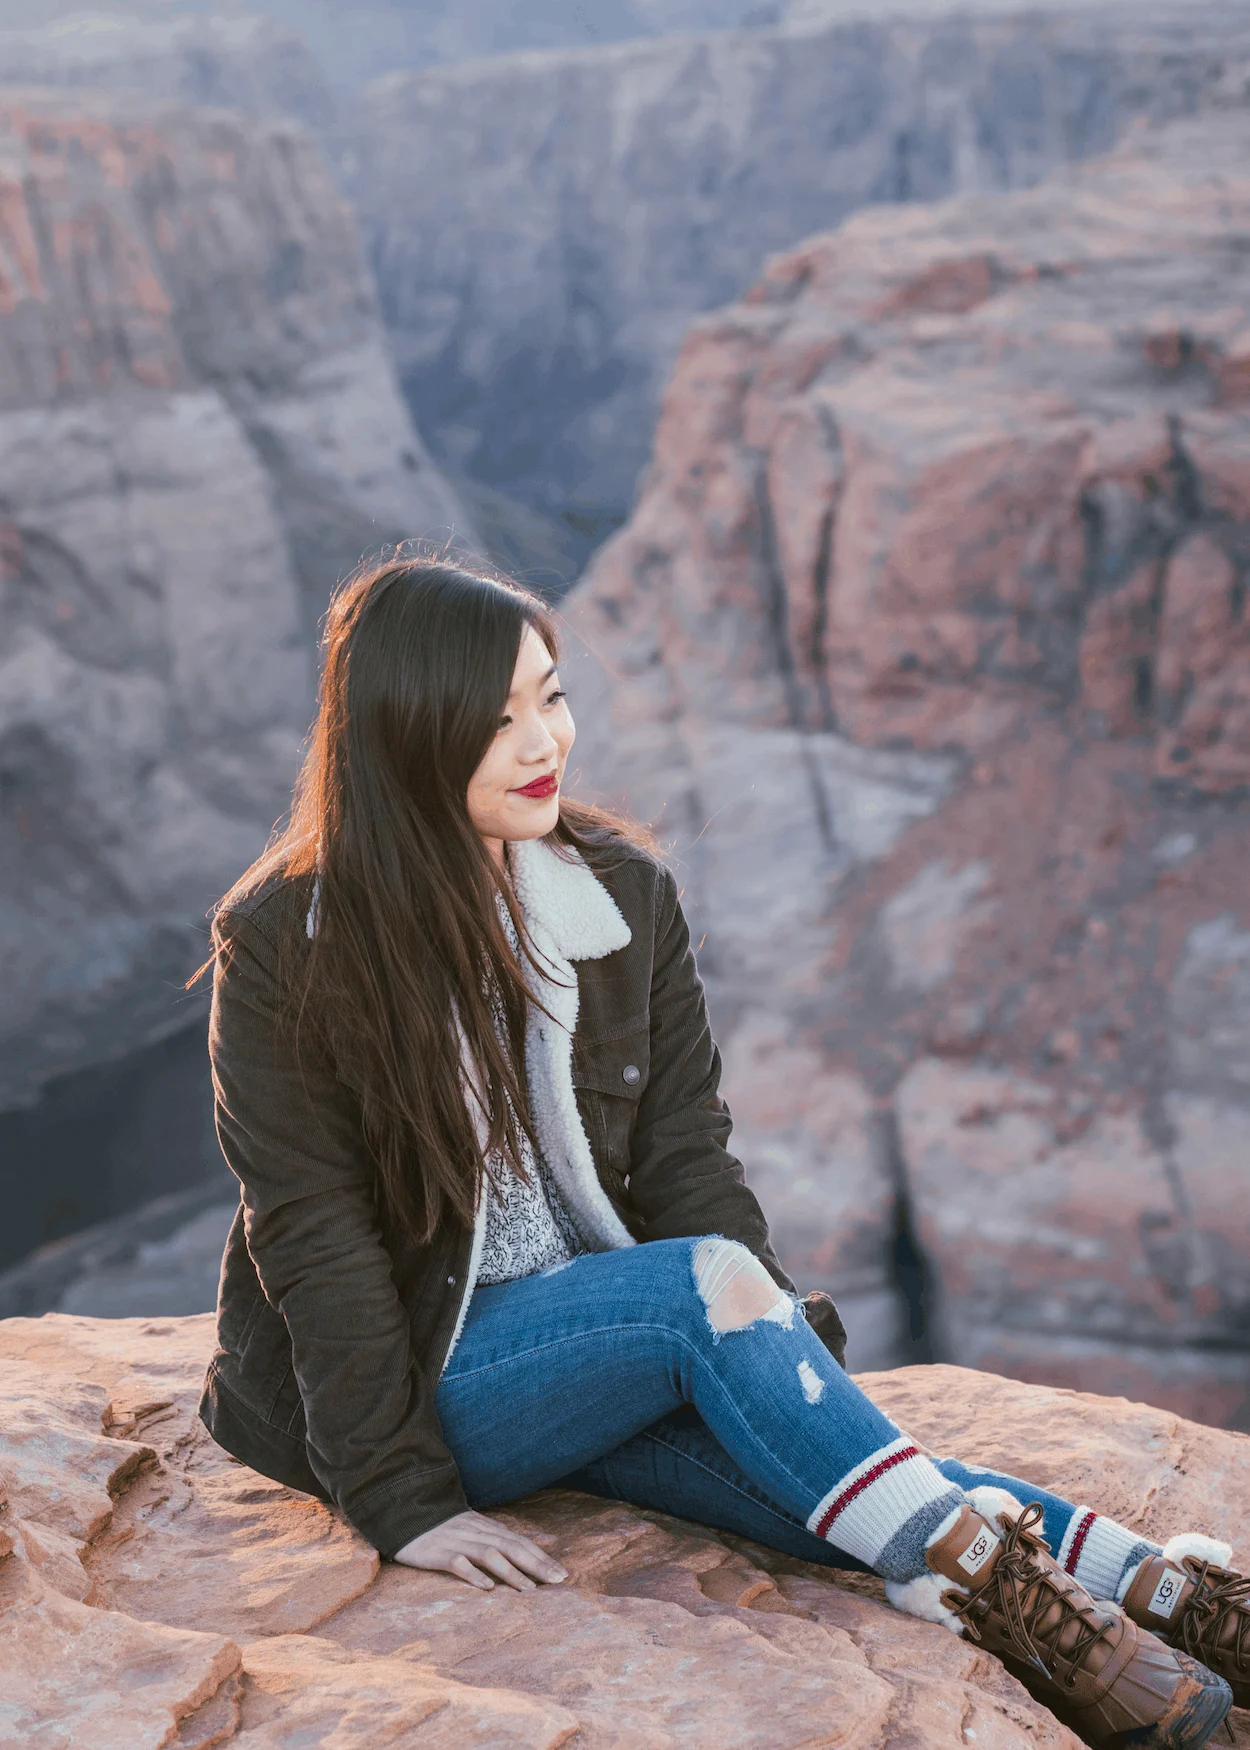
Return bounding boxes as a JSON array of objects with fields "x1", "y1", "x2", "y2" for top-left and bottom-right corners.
[{"x1": 506, "y1": 834, "x2": 632, "y2": 965}]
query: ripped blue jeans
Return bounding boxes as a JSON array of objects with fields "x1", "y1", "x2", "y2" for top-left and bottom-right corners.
[{"x1": 435, "y1": 1237, "x2": 1089, "y2": 1579}]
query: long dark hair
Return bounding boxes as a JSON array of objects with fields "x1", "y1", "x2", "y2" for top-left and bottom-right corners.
[{"x1": 204, "y1": 554, "x2": 638, "y2": 1244}]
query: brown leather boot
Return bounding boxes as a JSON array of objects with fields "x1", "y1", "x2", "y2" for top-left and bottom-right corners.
[
  {"x1": 925, "y1": 1503, "x2": 1233, "y2": 1748},
  {"x1": 1122, "y1": 1551, "x2": 1250, "y2": 1709}
]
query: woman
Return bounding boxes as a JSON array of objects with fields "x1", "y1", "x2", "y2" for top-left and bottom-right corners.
[{"x1": 201, "y1": 557, "x2": 1246, "y2": 1749}]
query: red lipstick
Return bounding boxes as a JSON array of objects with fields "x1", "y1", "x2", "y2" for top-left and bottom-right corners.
[{"x1": 513, "y1": 772, "x2": 559, "y2": 800}]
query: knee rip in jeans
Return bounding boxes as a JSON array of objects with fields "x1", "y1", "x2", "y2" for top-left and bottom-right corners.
[{"x1": 691, "y1": 1237, "x2": 796, "y2": 1338}]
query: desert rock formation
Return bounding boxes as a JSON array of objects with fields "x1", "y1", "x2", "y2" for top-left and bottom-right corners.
[
  {"x1": 352, "y1": 4, "x2": 1250, "y2": 555},
  {"x1": 0, "y1": 91, "x2": 471, "y2": 1113},
  {"x1": 18, "y1": 6, "x2": 1250, "y2": 584},
  {"x1": 0, "y1": 2, "x2": 776, "y2": 102},
  {"x1": 0, "y1": 14, "x2": 335, "y2": 128},
  {"x1": 4, "y1": 1310, "x2": 1249, "y2": 1746},
  {"x1": 564, "y1": 107, "x2": 1250, "y2": 1415}
]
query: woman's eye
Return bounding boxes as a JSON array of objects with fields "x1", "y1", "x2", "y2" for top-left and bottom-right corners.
[
  {"x1": 545, "y1": 688, "x2": 566, "y2": 706},
  {"x1": 497, "y1": 714, "x2": 512, "y2": 732}
]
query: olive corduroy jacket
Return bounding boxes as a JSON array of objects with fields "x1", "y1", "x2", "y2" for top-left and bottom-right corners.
[{"x1": 199, "y1": 834, "x2": 846, "y2": 1558}]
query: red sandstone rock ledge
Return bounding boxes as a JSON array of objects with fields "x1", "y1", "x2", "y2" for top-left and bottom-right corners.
[{"x1": 2, "y1": 1312, "x2": 1249, "y2": 1746}]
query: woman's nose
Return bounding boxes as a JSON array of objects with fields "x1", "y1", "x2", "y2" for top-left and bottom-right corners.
[{"x1": 520, "y1": 718, "x2": 558, "y2": 761}]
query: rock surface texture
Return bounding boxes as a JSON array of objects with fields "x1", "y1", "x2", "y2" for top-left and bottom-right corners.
[
  {"x1": 4, "y1": 1311, "x2": 1250, "y2": 1747},
  {"x1": 353, "y1": 4, "x2": 1250, "y2": 555},
  {"x1": 564, "y1": 108, "x2": 1250, "y2": 1417},
  {"x1": 0, "y1": 91, "x2": 471, "y2": 1113}
]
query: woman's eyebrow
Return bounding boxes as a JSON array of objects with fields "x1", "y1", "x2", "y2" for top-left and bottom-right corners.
[{"x1": 509, "y1": 664, "x2": 559, "y2": 699}]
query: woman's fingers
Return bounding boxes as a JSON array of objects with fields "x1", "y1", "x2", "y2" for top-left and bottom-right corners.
[
  {"x1": 391, "y1": 1510, "x2": 568, "y2": 1590},
  {"x1": 494, "y1": 1532, "x2": 567, "y2": 1585},
  {"x1": 475, "y1": 1545, "x2": 537, "y2": 1591},
  {"x1": 449, "y1": 1552, "x2": 494, "y2": 1589}
]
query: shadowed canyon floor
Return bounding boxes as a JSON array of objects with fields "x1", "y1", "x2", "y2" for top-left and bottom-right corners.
[{"x1": 2, "y1": 1312, "x2": 1250, "y2": 1746}]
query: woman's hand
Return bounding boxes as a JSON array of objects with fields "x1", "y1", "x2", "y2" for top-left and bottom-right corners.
[{"x1": 393, "y1": 1508, "x2": 569, "y2": 1592}]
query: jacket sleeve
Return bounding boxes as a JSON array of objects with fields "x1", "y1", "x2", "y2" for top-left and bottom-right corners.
[
  {"x1": 624, "y1": 865, "x2": 797, "y2": 1295},
  {"x1": 208, "y1": 907, "x2": 469, "y2": 1553}
]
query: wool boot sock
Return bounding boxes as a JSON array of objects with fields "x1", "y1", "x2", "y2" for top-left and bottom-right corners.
[
  {"x1": 1057, "y1": 1506, "x2": 1164, "y2": 1605},
  {"x1": 806, "y1": 1435, "x2": 966, "y2": 1582}
]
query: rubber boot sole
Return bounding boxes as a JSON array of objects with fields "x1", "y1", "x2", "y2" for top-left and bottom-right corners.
[{"x1": 1103, "y1": 1653, "x2": 1233, "y2": 1750}]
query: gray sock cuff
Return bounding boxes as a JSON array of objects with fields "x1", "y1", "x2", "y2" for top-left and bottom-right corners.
[{"x1": 874, "y1": 1487, "x2": 967, "y2": 1583}]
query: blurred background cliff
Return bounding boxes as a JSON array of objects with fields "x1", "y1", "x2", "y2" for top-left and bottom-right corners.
[{"x1": 3, "y1": 0, "x2": 1250, "y2": 1428}]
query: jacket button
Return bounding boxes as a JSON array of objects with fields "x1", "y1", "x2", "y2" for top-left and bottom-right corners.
[
  {"x1": 622, "y1": 1064, "x2": 641, "y2": 1086},
  {"x1": 447, "y1": 1275, "x2": 456, "y2": 1286}
]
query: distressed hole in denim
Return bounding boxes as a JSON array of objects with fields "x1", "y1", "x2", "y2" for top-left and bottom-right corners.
[
  {"x1": 691, "y1": 1237, "x2": 795, "y2": 1337},
  {"x1": 797, "y1": 1359, "x2": 825, "y2": 1404}
]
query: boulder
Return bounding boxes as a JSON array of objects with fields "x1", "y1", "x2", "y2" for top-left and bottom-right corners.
[
  {"x1": 563, "y1": 108, "x2": 1250, "y2": 1412},
  {"x1": 5, "y1": 1311, "x2": 1250, "y2": 1746},
  {"x1": 0, "y1": 90, "x2": 472, "y2": 1114}
]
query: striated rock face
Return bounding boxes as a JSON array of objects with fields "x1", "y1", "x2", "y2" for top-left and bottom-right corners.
[
  {"x1": 4, "y1": 1311, "x2": 1249, "y2": 1746},
  {"x1": 353, "y1": 4, "x2": 1250, "y2": 557},
  {"x1": 0, "y1": 92, "x2": 472, "y2": 1113},
  {"x1": 564, "y1": 108, "x2": 1250, "y2": 1415}
]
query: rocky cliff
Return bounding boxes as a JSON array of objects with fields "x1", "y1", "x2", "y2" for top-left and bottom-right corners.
[
  {"x1": 0, "y1": 90, "x2": 472, "y2": 1114},
  {"x1": 0, "y1": 3, "x2": 776, "y2": 100},
  {"x1": 352, "y1": 3, "x2": 1250, "y2": 567},
  {"x1": 3, "y1": 1311, "x2": 1248, "y2": 1747},
  {"x1": 0, "y1": 14, "x2": 335, "y2": 129},
  {"x1": 563, "y1": 106, "x2": 1250, "y2": 1417}
]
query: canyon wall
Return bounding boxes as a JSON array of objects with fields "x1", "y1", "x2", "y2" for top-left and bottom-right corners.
[
  {"x1": 0, "y1": 14, "x2": 334, "y2": 129},
  {"x1": 352, "y1": 4, "x2": 1250, "y2": 567},
  {"x1": 0, "y1": 91, "x2": 472, "y2": 1114},
  {"x1": 564, "y1": 106, "x2": 1250, "y2": 1415},
  {"x1": 18, "y1": 6, "x2": 1250, "y2": 584},
  {"x1": 0, "y1": 3, "x2": 777, "y2": 98}
]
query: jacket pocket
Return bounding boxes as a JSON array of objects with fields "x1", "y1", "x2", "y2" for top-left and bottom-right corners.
[{"x1": 573, "y1": 1025, "x2": 650, "y2": 1187}]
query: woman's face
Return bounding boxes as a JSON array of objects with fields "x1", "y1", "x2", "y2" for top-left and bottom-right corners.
[{"x1": 466, "y1": 623, "x2": 575, "y2": 860}]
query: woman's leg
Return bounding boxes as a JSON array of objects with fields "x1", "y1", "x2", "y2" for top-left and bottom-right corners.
[
  {"x1": 440, "y1": 1241, "x2": 1176, "y2": 1599},
  {"x1": 437, "y1": 1239, "x2": 1231, "y2": 1745},
  {"x1": 440, "y1": 1237, "x2": 968, "y2": 1582},
  {"x1": 559, "y1": 1416, "x2": 1165, "y2": 1604},
  {"x1": 441, "y1": 1246, "x2": 980, "y2": 1589}
]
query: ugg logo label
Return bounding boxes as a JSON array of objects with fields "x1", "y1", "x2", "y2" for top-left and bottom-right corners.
[
  {"x1": 1148, "y1": 1570, "x2": 1185, "y2": 1620},
  {"x1": 958, "y1": 1528, "x2": 1000, "y2": 1577}
]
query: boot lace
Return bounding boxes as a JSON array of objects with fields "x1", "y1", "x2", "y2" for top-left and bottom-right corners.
[
  {"x1": 942, "y1": 1502, "x2": 1119, "y2": 1686},
  {"x1": 1175, "y1": 1560, "x2": 1250, "y2": 1675}
]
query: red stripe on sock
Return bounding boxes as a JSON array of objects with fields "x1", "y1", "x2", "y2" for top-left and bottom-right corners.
[
  {"x1": 815, "y1": 1444, "x2": 921, "y2": 1542},
  {"x1": 1065, "y1": 1510, "x2": 1097, "y2": 1575}
]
